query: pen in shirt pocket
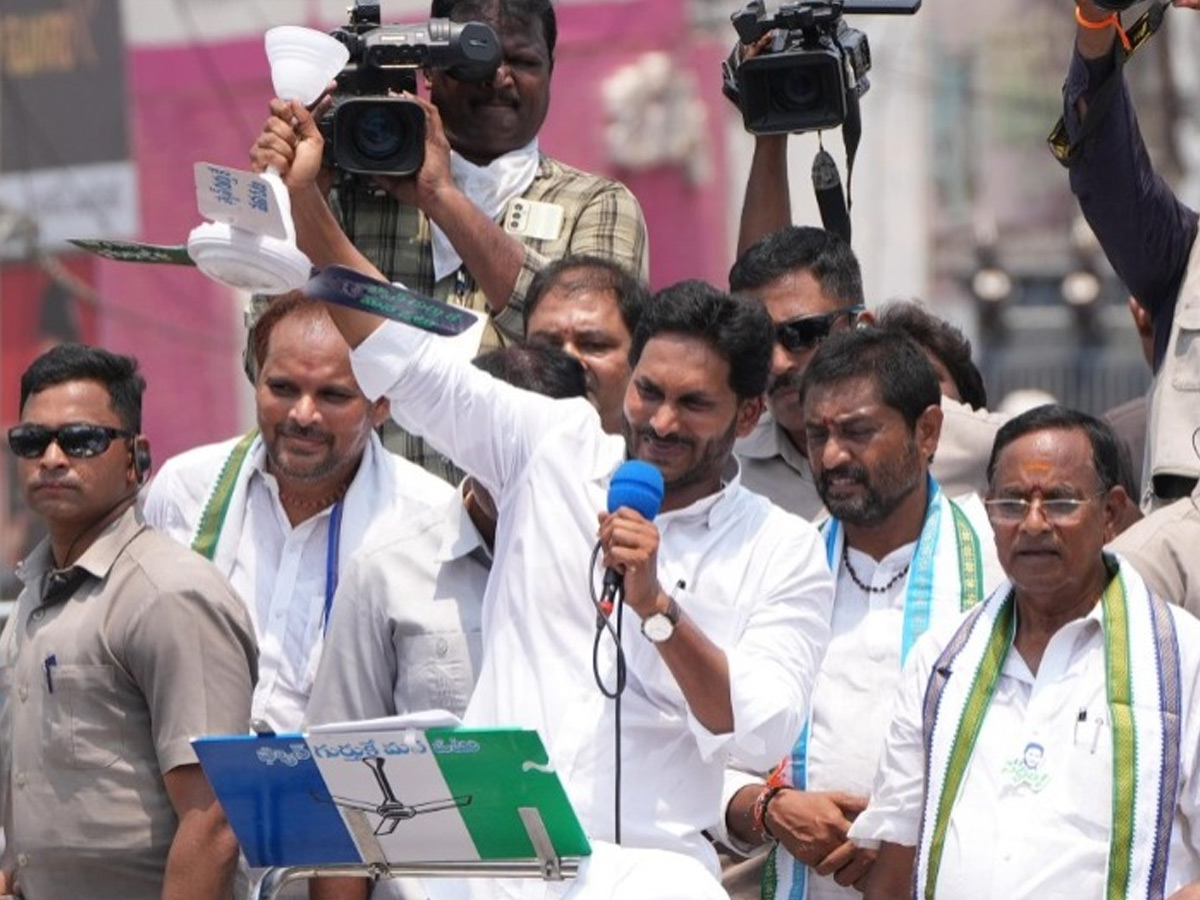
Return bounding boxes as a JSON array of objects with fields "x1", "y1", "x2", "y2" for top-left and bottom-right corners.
[{"x1": 44, "y1": 654, "x2": 57, "y2": 693}]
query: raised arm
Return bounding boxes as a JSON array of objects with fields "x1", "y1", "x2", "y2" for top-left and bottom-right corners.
[
  {"x1": 1065, "y1": 0, "x2": 1200, "y2": 361},
  {"x1": 251, "y1": 97, "x2": 390, "y2": 348},
  {"x1": 737, "y1": 134, "x2": 793, "y2": 258}
]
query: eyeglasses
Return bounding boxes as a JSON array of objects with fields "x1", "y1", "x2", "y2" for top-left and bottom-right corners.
[
  {"x1": 7, "y1": 423, "x2": 134, "y2": 460},
  {"x1": 775, "y1": 306, "x2": 865, "y2": 352},
  {"x1": 983, "y1": 496, "x2": 1097, "y2": 524}
]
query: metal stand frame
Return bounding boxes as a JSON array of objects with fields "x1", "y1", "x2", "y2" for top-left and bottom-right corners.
[{"x1": 252, "y1": 807, "x2": 581, "y2": 900}]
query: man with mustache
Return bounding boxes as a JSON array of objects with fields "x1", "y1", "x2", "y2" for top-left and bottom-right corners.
[
  {"x1": 853, "y1": 405, "x2": 1200, "y2": 900},
  {"x1": 257, "y1": 88, "x2": 836, "y2": 897},
  {"x1": 729, "y1": 226, "x2": 1004, "y2": 520},
  {"x1": 143, "y1": 293, "x2": 456, "y2": 734},
  {"x1": 524, "y1": 254, "x2": 648, "y2": 435},
  {"x1": 716, "y1": 328, "x2": 1002, "y2": 900}
]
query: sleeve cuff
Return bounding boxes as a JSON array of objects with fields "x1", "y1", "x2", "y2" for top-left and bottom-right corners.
[
  {"x1": 848, "y1": 804, "x2": 920, "y2": 849},
  {"x1": 712, "y1": 769, "x2": 768, "y2": 853}
]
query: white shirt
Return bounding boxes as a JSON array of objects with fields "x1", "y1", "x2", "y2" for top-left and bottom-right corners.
[
  {"x1": 718, "y1": 500, "x2": 1003, "y2": 900},
  {"x1": 307, "y1": 493, "x2": 490, "y2": 727},
  {"x1": 351, "y1": 321, "x2": 834, "y2": 875},
  {"x1": 850, "y1": 596, "x2": 1200, "y2": 899},
  {"x1": 143, "y1": 431, "x2": 454, "y2": 733}
]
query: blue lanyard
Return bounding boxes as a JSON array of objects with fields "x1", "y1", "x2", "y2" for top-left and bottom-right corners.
[{"x1": 322, "y1": 499, "x2": 344, "y2": 636}]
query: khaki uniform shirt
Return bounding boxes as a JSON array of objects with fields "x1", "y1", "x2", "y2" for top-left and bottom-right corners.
[
  {"x1": 734, "y1": 416, "x2": 825, "y2": 521},
  {"x1": 1110, "y1": 482, "x2": 1200, "y2": 617},
  {"x1": 0, "y1": 506, "x2": 257, "y2": 900}
]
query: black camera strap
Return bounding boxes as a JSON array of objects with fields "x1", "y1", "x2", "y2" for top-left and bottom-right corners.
[
  {"x1": 810, "y1": 93, "x2": 861, "y2": 245},
  {"x1": 1047, "y1": 0, "x2": 1172, "y2": 167}
]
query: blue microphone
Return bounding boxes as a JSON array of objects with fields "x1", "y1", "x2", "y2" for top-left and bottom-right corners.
[{"x1": 600, "y1": 461, "x2": 665, "y2": 613}]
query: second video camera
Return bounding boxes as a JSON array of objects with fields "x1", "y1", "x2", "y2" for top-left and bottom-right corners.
[
  {"x1": 726, "y1": 0, "x2": 919, "y2": 135},
  {"x1": 322, "y1": 2, "x2": 501, "y2": 177}
]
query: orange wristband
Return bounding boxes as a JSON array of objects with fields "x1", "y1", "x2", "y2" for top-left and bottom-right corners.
[{"x1": 1075, "y1": 5, "x2": 1132, "y2": 52}]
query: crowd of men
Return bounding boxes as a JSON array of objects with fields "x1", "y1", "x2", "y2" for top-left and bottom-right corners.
[{"x1": 3, "y1": 1, "x2": 1200, "y2": 899}]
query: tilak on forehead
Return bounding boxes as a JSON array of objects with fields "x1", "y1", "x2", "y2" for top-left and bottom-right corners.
[{"x1": 1017, "y1": 460, "x2": 1055, "y2": 477}]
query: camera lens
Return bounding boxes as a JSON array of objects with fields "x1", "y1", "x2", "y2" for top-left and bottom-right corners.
[
  {"x1": 771, "y1": 70, "x2": 822, "y2": 112},
  {"x1": 351, "y1": 106, "x2": 406, "y2": 161}
]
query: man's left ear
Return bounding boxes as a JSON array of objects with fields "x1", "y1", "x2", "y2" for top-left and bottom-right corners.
[
  {"x1": 1101, "y1": 484, "x2": 1133, "y2": 543},
  {"x1": 916, "y1": 403, "x2": 944, "y2": 463},
  {"x1": 371, "y1": 397, "x2": 391, "y2": 429},
  {"x1": 736, "y1": 396, "x2": 765, "y2": 438}
]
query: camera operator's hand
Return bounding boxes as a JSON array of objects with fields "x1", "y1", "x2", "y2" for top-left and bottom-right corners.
[
  {"x1": 250, "y1": 98, "x2": 325, "y2": 191},
  {"x1": 372, "y1": 91, "x2": 455, "y2": 212}
]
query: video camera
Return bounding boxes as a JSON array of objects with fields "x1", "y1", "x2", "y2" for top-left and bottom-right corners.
[
  {"x1": 321, "y1": 2, "x2": 501, "y2": 177},
  {"x1": 724, "y1": 0, "x2": 920, "y2": 135}
]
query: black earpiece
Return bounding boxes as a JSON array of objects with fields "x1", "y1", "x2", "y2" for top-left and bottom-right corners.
[{"x1": 131, "y1": 437, "x2": 152, "y2": 485}]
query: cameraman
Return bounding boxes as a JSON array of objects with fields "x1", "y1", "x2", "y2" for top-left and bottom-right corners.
[
  {"x1": 1064, "y1": 0, "x2": 1200, "y2": 509},
  {"x1": 253, "y1": 0, "x2": 647, "y2": 351}
]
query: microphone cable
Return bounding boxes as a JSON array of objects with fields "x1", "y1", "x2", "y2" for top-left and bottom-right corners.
[{"x1": 589, "y1": 538, "x2": 626, "y2": 844}]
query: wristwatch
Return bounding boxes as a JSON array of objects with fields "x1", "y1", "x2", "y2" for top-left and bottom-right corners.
[{"x1": 641, "y1": 595, "x2": 681, "y2": 644}]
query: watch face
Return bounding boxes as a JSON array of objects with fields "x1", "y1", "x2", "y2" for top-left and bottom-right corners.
[{"x1": 642, "y1": 613, "x2": 675, "y2": 643}]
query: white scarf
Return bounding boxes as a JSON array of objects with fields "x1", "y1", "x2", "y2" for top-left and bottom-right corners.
[
  {"x1": 430, "y1": 139, "x2": 541, "y2": 282},
  {"x1": 190, "y1": 430, "x2": 398, "y2": 589},
  {"x1": 765, "y1": 479, "x2": 985, "y2": 899},
  {"x1": 917, "y1": 556, "x2": 1181, "y2": 900}
]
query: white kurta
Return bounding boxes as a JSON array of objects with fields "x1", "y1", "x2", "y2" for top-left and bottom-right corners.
[
  {"x1": 351, "y1": 321, "x2": 834, "y2": 879},
  {"x1": 850, "y1": 581, "x2": 1200, "y2": 900},
  {"x1": 718, "y1": 495, "x2": 1003, "y2": 900},
  {"x1": 143, "y1": 431, "x2": 454, "y2": 732}
]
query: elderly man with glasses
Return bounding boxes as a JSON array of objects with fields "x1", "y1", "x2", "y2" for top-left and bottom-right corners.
[{"x1": 852, "y1": 404, "x2": 1200, "y2": 900}]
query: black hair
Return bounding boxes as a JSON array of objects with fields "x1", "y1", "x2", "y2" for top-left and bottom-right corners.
[
  {"x1": 801, "y1": 326, "x2": 941, "y2": 430},
  {"x1": 877, "y1": 300, "x2": 988, "y2": 410},
  {"x1": 629, "y1": 280, "x2": 773, "y2": 400},
  {"x1": 472, "y1": 343, "x2": 587, "y2": 399},
  {"x1": 524, "y1": 254, "x2": 648, "y2": 339},
  {"x1": 430, "y1": 0, "x2": 557, "y2": 59},
  {"x1": 987, "y1": 404, "x2": 1123, "y2": 494},
  {"x1": 20, "y1": 343, "x2": 145, "y2": 432},
  {"x1": 728, "y1": 225, "x2": 864, "y2": 308}
]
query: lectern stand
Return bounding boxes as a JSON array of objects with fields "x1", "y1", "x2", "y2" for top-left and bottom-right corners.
[{"x1": 192, "y1": 725, "x2": 590, "y2": 900}]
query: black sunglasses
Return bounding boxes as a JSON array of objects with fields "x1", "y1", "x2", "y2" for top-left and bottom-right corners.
[
  {"x1": 7, "y1": 423, "x2": 134, "y2": 460},
  {"x1": 775, "y1": 306, "x2": 865, "y2": 353}
]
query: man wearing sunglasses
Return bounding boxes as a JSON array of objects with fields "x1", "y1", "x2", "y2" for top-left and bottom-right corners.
[
  {"x1": 853, "y1": 405, "x2": 1200, "y2": 900},
  {"x1": 0, "y1": 343, "x2": 256, "y2": 900},
  {"x1": 729, "y1": 226, "x2": 1003, "y2": 521},
  {"x1": 729, "y1": 226, "x2": 872, "y2": 520}
]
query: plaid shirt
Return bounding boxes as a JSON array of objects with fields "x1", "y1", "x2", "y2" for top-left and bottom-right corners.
[
  {"x1": 331, "y1": 153, "x2": 647, "y2": 483},
  {"x1": 334, "y1": 153, "x2": 648, "y2": 348}
]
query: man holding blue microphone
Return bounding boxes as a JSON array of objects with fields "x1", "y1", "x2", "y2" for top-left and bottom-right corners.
[{"x1": 252, "y1": 97, "x2": 833, "y2": 899}]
